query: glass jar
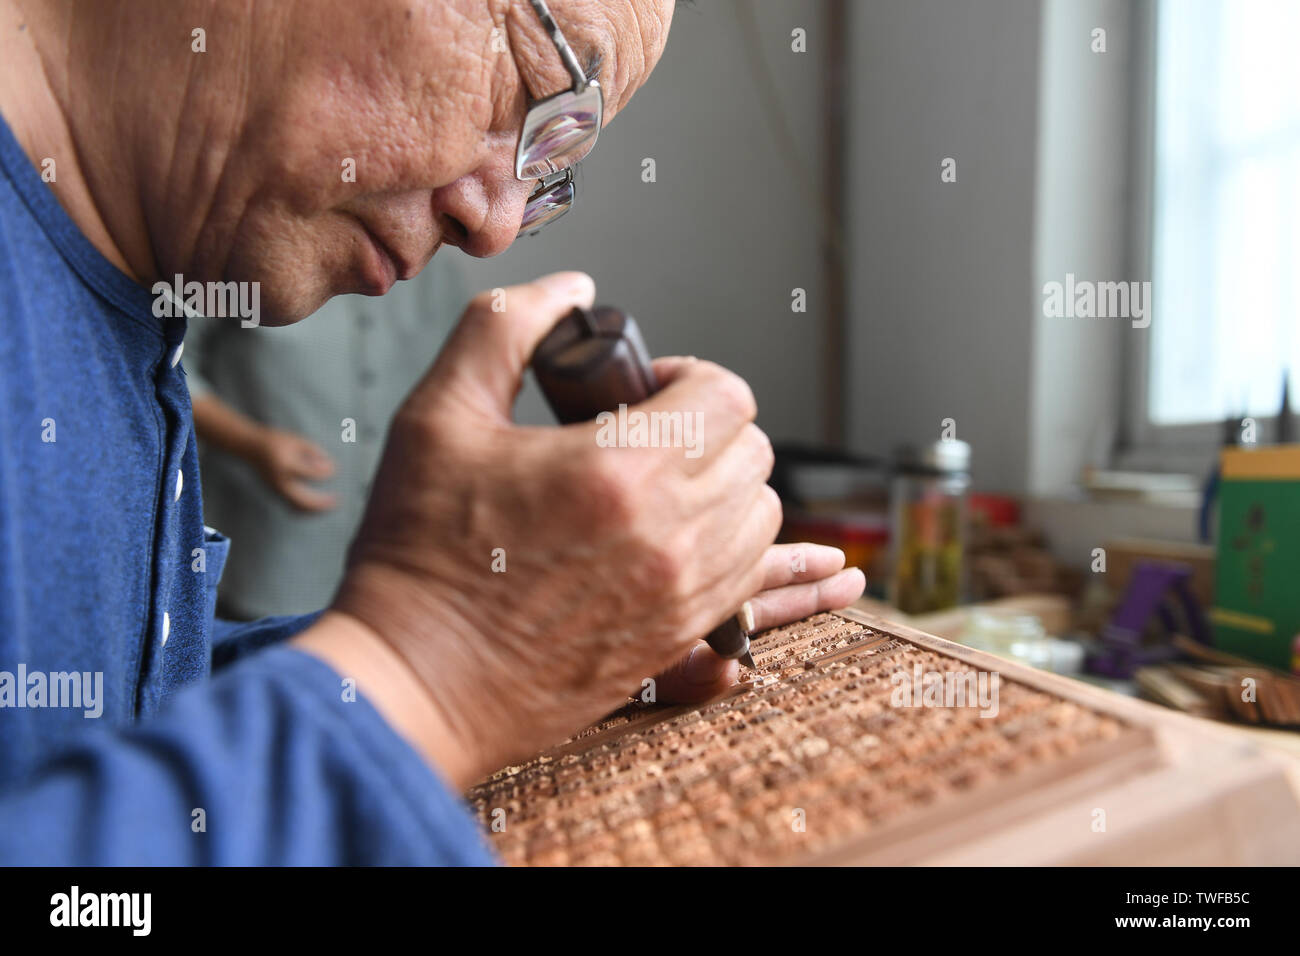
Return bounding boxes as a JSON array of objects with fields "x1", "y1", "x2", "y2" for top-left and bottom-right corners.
[{"x1": 889, "y1": 440, "x2": 971, "y2": 614}]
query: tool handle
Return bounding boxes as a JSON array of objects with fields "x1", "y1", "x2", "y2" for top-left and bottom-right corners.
[
  {"x1": 530, "y1": 306, "x2": 657, "y2": 424},
  {"x1": 530, "y1": 306, "x2": 753, "y2": 664}
]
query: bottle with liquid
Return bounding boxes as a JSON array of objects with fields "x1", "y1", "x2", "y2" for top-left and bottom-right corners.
[{"x1": 889, "y1": 440, "x2": 971, "y2": 614}]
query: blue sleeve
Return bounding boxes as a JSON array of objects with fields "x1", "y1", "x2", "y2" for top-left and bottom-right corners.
[
  {"x1": 0, "y1": 646, "x2": 498, "y2": 866},
  {"x1": 211, "y1": 610, "x2": 323, "y2": 668}
]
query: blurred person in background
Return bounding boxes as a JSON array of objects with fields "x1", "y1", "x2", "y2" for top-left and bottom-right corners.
[{"x1": 187, "y1": 257, "x2": 467, "y2": 619}]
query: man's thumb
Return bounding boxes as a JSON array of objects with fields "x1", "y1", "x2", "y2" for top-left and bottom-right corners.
[{"x1": 426, "y1": 271, "x2": 596, "y2": 419}]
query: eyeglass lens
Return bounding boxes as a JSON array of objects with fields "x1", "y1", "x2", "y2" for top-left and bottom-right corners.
[{"x1": 519, "y1": 174, "x2": 577, "y2": 235}]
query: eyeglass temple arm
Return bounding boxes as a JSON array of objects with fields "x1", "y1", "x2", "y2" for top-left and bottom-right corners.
[{"x1": 529, "y1": 0, "x2": 590, "y2": 88}]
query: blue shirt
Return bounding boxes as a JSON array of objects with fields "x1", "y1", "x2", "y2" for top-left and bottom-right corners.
[{"x1": 0, "y1": 115, "x2": 494, "y2": 865}]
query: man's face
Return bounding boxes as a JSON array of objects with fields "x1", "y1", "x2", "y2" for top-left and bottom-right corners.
[{"x1": 180, "y1": 0, "x2": 673, "y2": 324}]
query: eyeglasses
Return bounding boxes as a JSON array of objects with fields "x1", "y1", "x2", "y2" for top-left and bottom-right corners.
[{"x1": 514, "y1": 0, "x2": 604, "y2": 237}]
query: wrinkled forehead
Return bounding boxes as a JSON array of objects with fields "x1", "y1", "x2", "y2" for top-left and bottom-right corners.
[{"x1": 504, "y1": 0, "x2": 674, "y2": 123}]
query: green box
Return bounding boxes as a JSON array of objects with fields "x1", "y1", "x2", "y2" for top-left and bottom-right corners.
[{"x1": 1212, "y1": 445, "x2": 1300, "y2": 671}]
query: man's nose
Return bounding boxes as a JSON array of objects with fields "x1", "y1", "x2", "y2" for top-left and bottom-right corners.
[{"x1": 432, "y1": 171, "x2": 534, "y2": 259}]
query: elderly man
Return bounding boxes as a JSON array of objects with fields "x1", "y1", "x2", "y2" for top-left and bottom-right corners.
[{"x1": 0, "y1": 0, "x2": 863, "y2": 864}]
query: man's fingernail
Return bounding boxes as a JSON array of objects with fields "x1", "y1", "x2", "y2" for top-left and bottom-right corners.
[
  {"x1": 537, "y1": 271, "x2": 592, "y2": 295},
  {"x1": 682, "y1": 644, "x2": 720, "y2": 685},
  {"x1": 806, "y1": 543, "x2": 844, "y2": 559}
]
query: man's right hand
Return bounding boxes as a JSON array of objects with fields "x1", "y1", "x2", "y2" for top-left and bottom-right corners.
[
  {"x1": 251, "y1": 428, "x2": 339, "y2": 512},
  {"x1": 298, "y1": 271, "x2": 781, "y2": 788},
  {"x1": 191, "y1": 394, "x2": 338, "y2": 513}
]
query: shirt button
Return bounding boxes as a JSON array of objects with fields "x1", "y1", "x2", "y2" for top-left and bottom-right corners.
[
  {"x1": 170, "y1": 342, "x2": 184, "y2": 368},
  {"x1": 174, "y1": 469, "x2": 184, "y2": 501},
  {"x1": 161, "y1": 611, "x2": 170, "y2": 647}
]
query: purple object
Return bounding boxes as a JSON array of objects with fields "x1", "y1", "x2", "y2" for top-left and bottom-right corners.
[{"x1": 1087, "y1": 561, "x2": 1210, "y2": 678}]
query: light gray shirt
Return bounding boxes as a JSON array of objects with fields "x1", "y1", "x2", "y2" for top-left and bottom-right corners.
[{"x1": 184, "y1": 256, "x2": 467, "y2": 619}]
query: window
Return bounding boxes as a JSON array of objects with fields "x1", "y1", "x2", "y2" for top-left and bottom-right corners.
[{"x1": 1146, "y1": 0, "x2": 1300, "y2": 430}]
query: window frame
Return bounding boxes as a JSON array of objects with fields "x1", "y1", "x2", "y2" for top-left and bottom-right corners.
[{"x1": 1119, "y1": 0, "x2": 1289, "y2": 475}]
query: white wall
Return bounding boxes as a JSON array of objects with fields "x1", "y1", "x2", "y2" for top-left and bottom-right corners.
[
  {"x1": 843, "y1": 0, "x2": 1144, "y2": 498},
  {"x1": 428, "y1": 0, "x2": 1141, "y2": 501},
  {"x1": 1029, "y1": 0, "x2": 1137, "y2": 494},
  {"x1": 454, "y1": 0, "x2": 831, "y2": 437},
  {"x1": 844, "y1": 0, "x2": 1044, "y2": 494}
]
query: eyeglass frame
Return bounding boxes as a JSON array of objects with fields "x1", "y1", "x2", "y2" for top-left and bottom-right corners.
[{"x1": 514, "y1": 0, "x2": 604, "y2": 236}]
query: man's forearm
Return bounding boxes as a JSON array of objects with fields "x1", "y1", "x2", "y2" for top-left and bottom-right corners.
[{"x1": 192, "y1": 393, "x2": 268, "y2": 462}]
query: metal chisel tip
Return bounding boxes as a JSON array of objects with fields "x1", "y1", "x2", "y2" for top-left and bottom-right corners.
[{"x1": 737, "y1": 602, "x2": 756, "y2": 669}]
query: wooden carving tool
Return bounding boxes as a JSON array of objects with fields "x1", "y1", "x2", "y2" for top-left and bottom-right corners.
[{"x1": 530, "y1": 305, "x2": 756, "y2": 667}]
